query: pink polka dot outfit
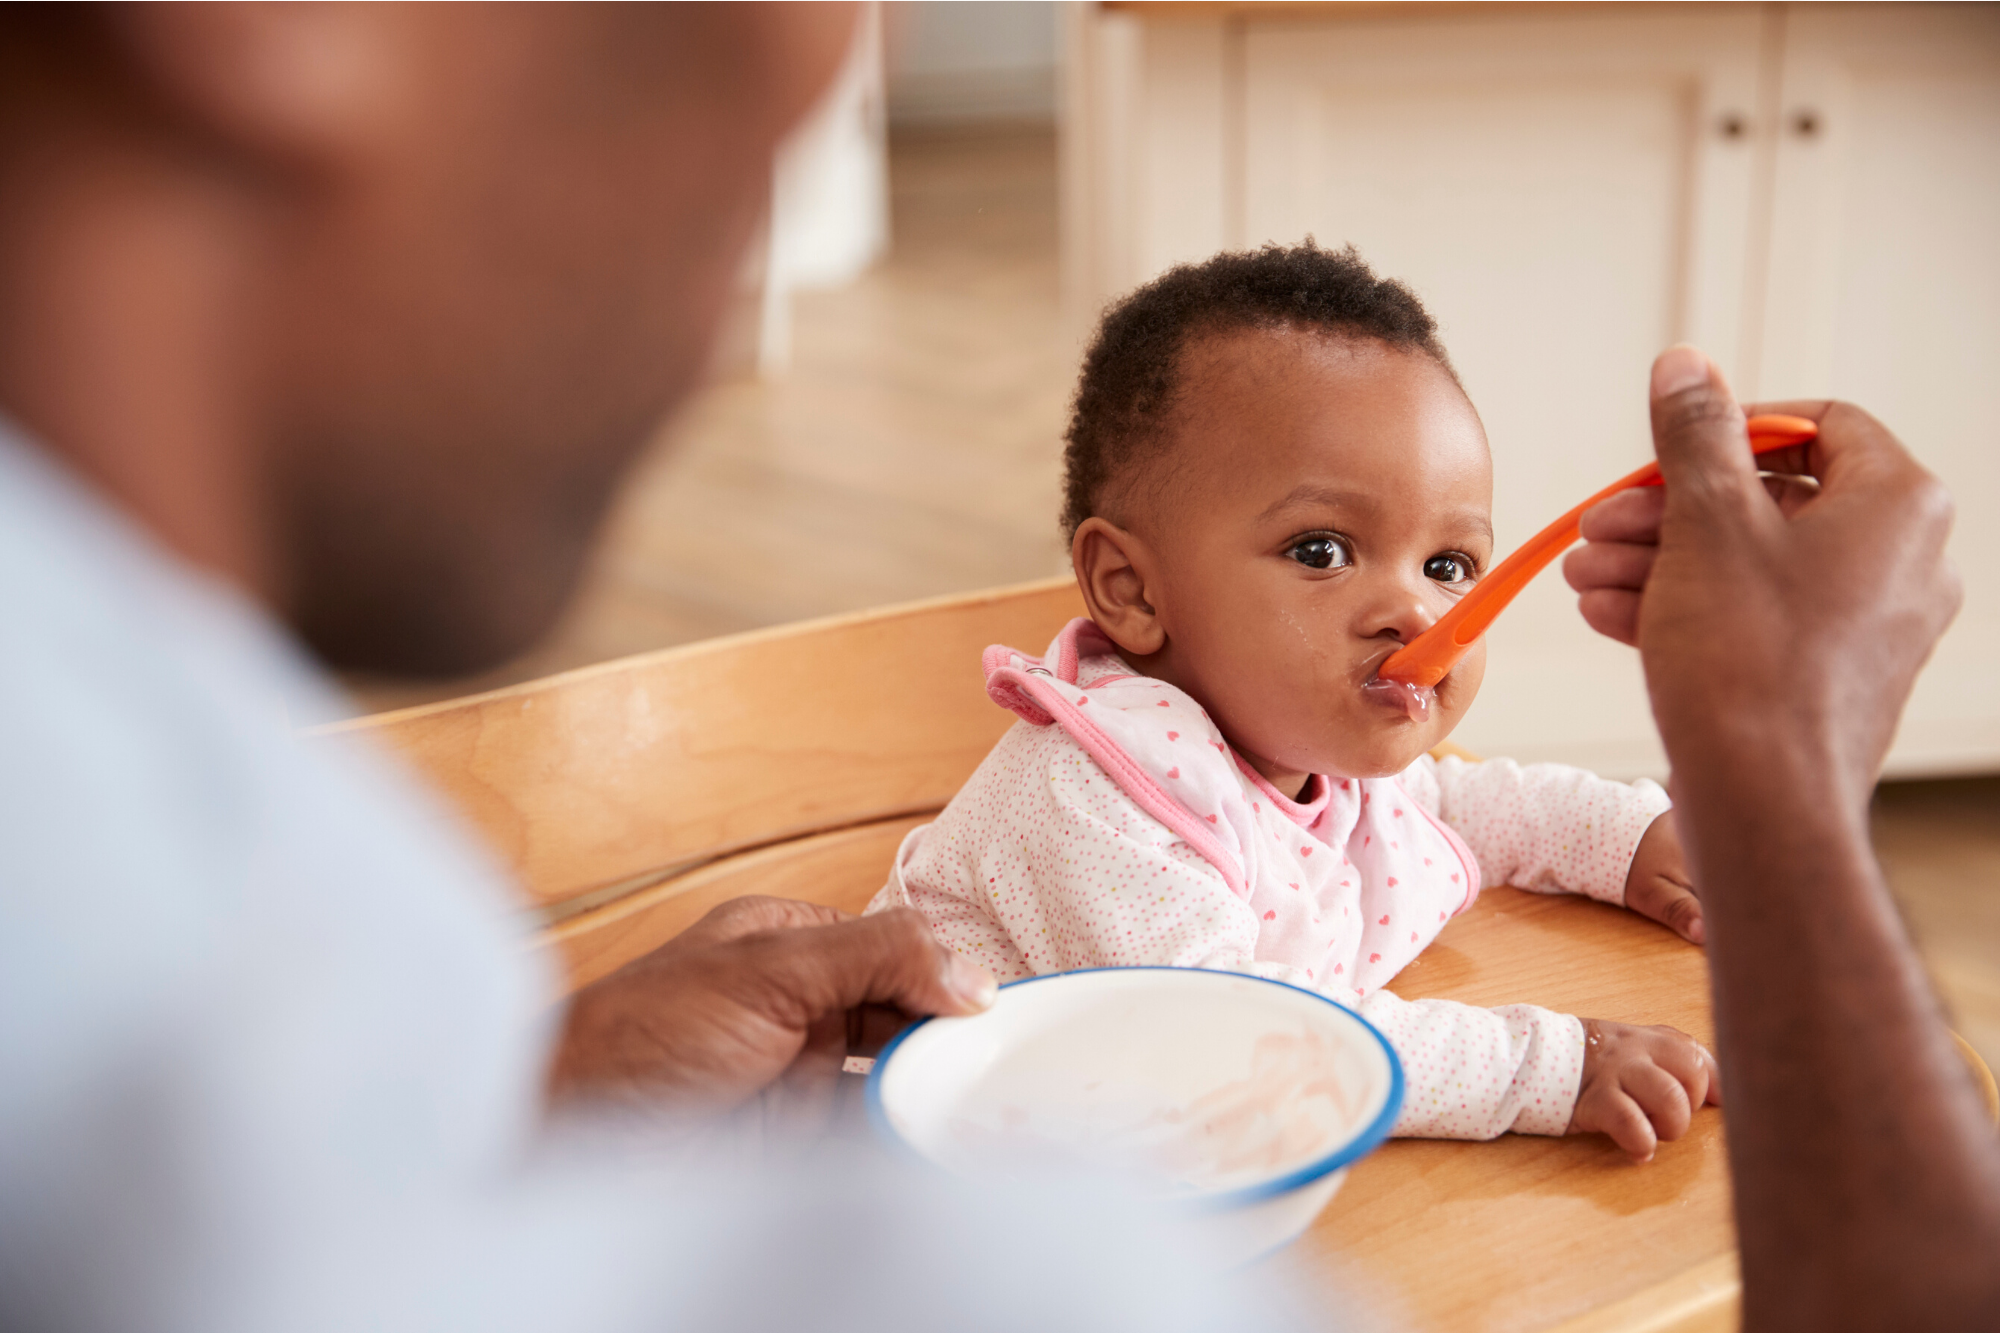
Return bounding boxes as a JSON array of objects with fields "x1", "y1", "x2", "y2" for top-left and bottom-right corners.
[{"x1": 868, "y1": 619, "x2": 1672, "y2": 1140}]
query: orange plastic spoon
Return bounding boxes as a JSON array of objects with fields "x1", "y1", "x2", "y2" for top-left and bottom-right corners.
[{"x1": 1375, "y1": 413, "x2": 1820, "y2": 691}]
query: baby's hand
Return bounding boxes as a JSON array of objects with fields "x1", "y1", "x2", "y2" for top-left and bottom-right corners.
[
  {"x1": 1624, "y1": 812, "x2": 1704, "y2": 945},
  {"x1": 1568, "y1": 1018, "x2": 1722, "y2": 1162}
]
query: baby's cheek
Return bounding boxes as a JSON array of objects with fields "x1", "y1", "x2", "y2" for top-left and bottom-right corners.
[
  {"x1": 1262, "y1": 692, "x2": 1379, "y2": 777},
  {"x1": 1435, "y1": 641, "x2": 1488, "y2": 723}
]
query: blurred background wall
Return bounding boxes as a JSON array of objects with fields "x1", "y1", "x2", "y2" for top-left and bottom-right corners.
[
  {"x1": 1067, "y1": 2, "x2": 2000, "y2": 784},
  {"x1": 890, "y1": 0, "x2": 1058, "y2": 126},
  {"x1": 350, "y1": 2, "x2": 1999, "y2": 1072}
]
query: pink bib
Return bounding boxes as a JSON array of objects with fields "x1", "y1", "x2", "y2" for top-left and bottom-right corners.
[{"x1": 984, "y1": 618, "x2": 1479, "y2": 998}]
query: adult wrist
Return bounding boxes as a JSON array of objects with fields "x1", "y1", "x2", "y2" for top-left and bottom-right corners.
[{"x1": 1656, "y1": 690, "x2": 1872, "y2": 814}]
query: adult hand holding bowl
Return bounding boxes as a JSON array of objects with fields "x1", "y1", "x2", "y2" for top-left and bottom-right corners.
[{"x1": 867, "y1": 967, "x2": 1403, "y2": 1266}]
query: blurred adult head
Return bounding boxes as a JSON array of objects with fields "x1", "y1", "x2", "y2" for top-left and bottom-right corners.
[{"x1": 0, "y1": 2, "x2": 853, "y2": 672}]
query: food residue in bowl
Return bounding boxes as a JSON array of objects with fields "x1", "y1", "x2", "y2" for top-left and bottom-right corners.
[{"x1": 937, "y1": 1024, "x2": 1360, "y2": 1195}]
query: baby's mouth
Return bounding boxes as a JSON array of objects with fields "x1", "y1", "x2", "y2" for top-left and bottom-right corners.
[{"x1": 1360, "y1": 664, "x2": 1437, "y2": 722}]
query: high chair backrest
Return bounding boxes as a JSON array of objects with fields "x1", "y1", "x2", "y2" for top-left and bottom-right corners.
[
  {"x1": 323, "y1": 586, "x2": 1998, "y2": 1328},
  {"x1": 321, "y1": 577, "x2": 1087, "y2": 988}
]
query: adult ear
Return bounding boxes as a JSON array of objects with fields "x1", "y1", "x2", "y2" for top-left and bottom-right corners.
[{"x1": 1072, "y1": 516, "x2": 1168, "y2": 658}]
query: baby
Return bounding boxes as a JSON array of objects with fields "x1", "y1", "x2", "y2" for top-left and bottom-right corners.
[{"x1": 870, "y1": 243, "x2": 1718, "y2": 1160}]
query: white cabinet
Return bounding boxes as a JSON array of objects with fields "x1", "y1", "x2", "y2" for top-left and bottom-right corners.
[
  {"x1": 1063, "y1": 2, "x2": 2000, "y2": 779},
  {"x1": 1754, "y1": 4, "x2": 2000, "y2": 774}
]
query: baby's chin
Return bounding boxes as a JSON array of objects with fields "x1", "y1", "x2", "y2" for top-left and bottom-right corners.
[
  {"x1": 1328, "y1": 704, "x2": 1456, "y2": 780},
  {"x1": 1321, "y1": 727, "x2": 1442, "y2": 781}
]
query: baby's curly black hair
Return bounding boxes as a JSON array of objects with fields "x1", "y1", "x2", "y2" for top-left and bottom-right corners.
[{"x1": 1060, "y1": 241, "x2": 1457, "y2": 540}]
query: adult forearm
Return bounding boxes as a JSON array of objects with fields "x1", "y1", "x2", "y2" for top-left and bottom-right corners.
[
  {"x1": 1572, "y1": 360, "x2": 1983, "y2": 1325},
  {"x1": 1673, "y1": 751, "x2": 2000, "y2": 1331}
]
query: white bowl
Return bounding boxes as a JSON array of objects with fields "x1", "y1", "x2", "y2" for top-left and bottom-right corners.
[{"x1": 867, "y1": 966, "x2": 1403, "y2": 1265}]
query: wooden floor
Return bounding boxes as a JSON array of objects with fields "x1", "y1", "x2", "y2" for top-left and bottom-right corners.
[
  {"x1": 1873, "y1": 776, "x2": 2000, "y2": 1075},
  {"x1": 350, "y1": 126, "x2": 2000, "y2": 1080}
]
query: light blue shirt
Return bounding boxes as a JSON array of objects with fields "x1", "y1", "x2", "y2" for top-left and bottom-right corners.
[{"x1": 0, "y1": 424, "x2": 1304, "y2": 1333}]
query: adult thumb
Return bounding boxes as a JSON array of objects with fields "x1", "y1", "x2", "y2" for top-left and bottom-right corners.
[{"x1": 1647, "y1": 345, "x2": 1759, "y2": 511}]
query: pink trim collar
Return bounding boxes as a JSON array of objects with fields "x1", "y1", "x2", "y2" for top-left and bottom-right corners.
[{"x1": 1231, "y1": 755, "x2": 1329, "y2": 828}]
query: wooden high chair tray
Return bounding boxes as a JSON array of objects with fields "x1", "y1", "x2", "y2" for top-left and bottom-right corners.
[
  {"x1": 335, "y1": 578, "x2": 1739, "y2": 1333},
  {"x1": 1271, "y1": 886, "x2": 1735, "y2": 1333}
]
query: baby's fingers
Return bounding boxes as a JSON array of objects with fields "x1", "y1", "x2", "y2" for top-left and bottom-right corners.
[
  {"x1": 1627, "y1": 1063, "x2": 1696, "y2": 1143},
  {"x1": 1633, "y1": 878, "x2": 1706, "y2": 946},
  {"x1": 1650, "y1": 1028, "x2": 1722, "y2": 1113},
  {"x1": 1597, "y1": 1090, "x2": 1660, "y2": 1163}
]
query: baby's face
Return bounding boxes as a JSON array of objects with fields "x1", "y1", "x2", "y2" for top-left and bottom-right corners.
[{"x1": 1112, "y1": 329, "x2": 1493, "y2": 784}]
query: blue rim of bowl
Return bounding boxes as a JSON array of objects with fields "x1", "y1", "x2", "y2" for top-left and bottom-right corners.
[{"x1": 863, "y1": 965, "x2": 1405, "y2": 1209}]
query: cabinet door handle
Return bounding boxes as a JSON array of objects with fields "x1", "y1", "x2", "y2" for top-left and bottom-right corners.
[
  {"x1": 1790, "y1": 108, "x2": 1824, "y2": 138},
  {"x1": 1717, "y1": 111, "x2": 1749, "y2": 140}
]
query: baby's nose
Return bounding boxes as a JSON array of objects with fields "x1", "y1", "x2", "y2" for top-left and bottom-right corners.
[{"x1": 1365, "y1": 577, "x2": 1443, "y2": 644}]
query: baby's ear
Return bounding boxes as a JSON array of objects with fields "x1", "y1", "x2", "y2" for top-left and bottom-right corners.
[{"x1": 1072, "y1": 517, "x2": 1166, "y2": 657}]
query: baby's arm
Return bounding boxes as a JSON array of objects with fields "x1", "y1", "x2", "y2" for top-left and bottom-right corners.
[
  {"x1": 1361, "y1": 989, "x2": 1720, "y2": 1155},
  {"x1": 875, "y1": 864, "x2": 1039, "y2": 982},
  {"x1": 944, "y1": 738, "x2": 1280, "y2": 980},
  {"x1": 1357, "y1": 988, "x2": 1583, "y2": 1139},
  {"x1": 1407, "y1": 754, "x2": 1671, "y2": 904},
  {"x1": 873, "y1": 723, "x2": 1282, "y2": 979},
  {"x1": 1412, "y1": 754, "x2": 1706, "y2": 942}
]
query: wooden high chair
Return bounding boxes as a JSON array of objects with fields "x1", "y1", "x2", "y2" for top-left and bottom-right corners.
[{"x1": 326, "y1": 575, "x2": 1998, "y2": 1333}]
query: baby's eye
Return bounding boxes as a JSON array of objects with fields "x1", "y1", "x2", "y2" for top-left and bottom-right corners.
[
  {"x1": 1424, "y1": 553, "x2": 1475, "y2": 584},
  {"x1": 1287, "y1": 536, "x2": 1353, "y2": 570}
]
